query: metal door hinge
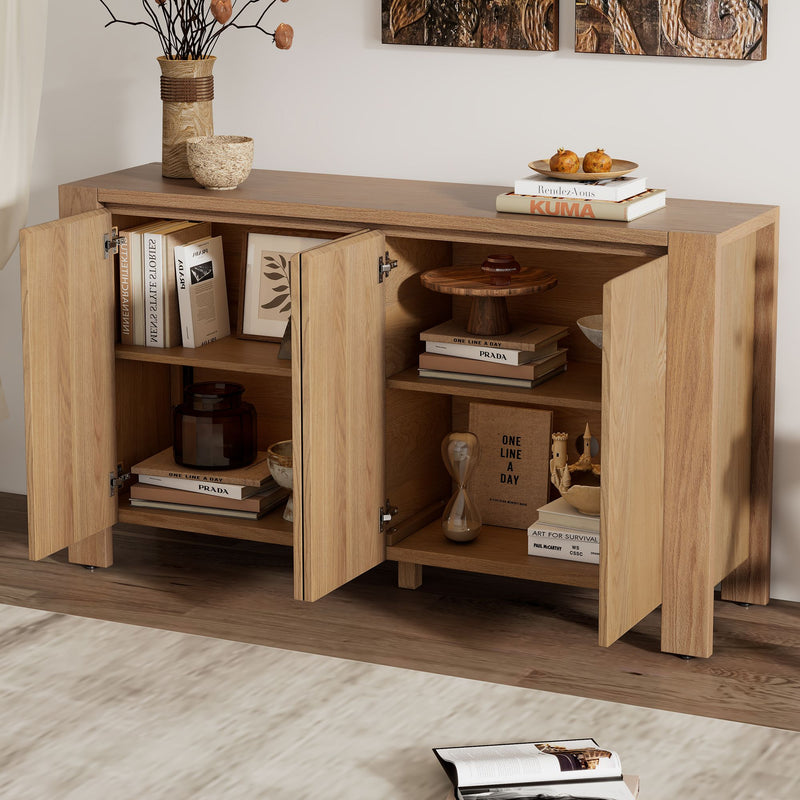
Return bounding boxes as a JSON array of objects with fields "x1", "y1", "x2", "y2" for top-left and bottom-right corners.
[
  {"x1": 378, "y1": 252, "x2": 398, "y2": 283},
  {"x1": 380, "y1": 499, "x2": 398, "y2": 532},
  {"x1": 104, "y1": 227, "x2": 123, "y2": 259},
  {"x1": 109, "y1": 463, "x2": 131, "y2": 496}
]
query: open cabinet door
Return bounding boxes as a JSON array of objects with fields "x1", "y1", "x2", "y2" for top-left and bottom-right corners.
[
  {"x1": 600, "y1": 255, "x2": 668, "y2": 646},
  {"x1": 292, "y1": 230, "x2": 387, "y2": 601},
  {"x1": 20, "y1": 210, "x2": 118, "y2": 560}
]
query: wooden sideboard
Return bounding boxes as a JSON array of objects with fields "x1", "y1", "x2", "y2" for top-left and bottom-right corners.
[{"x1": 19, "y1": 164, "x2": 778, "y2": 658}]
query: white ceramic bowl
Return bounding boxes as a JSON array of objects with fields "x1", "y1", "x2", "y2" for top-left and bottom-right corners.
[
  {"x1": 577, "y1": 314, "x2": 603, "y2": 349},
  {"x1": 186, "y1": 135, "x2": 254, "y2": 190}
]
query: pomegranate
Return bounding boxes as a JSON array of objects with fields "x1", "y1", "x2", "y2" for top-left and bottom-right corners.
[
  {"x1": 582, "y1": 148, "x2": 613, "y2": 173},
  {"x1": 549, "y1": 148, "x2": 580, "y2": 173}
]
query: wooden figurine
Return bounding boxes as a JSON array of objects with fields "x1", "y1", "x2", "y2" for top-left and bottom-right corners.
[{"x1": 550, "y1": 423, "x2": 601, "y2": 516}]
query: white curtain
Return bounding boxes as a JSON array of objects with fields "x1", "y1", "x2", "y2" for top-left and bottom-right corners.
[{"x1": 0, "y1": 0, "x2": 48, "y2": 420}]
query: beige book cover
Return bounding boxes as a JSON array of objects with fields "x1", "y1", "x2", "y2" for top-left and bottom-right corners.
[
  {"x1": 132, "y1": 446, "x2": 272, "y2": 487},
  {"x1": 467, "y1": 402, "x2": 552, "y2": 529},
  {"x1": 175, "y1": 235, "x2": 231, "y2": 347}
]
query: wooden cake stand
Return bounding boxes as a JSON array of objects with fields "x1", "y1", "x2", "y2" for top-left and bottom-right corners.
[{"x1": 420, "y1": 254, "x2": 558, "y2": 336}]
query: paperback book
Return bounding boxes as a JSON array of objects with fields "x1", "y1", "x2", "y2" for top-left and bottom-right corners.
[
  {"x1": 513, "y1": 174, "x2": 647, "y2": 202},
  {"x1": 174, "y1": 235, "x2": 231, "y2": 348},
  {"x1": 496, "y1": 189, "x2": 667, "y2": 222},
  {"x1": 434, "y1": 739, "x2": 636, "y2": 800},
  {"x1": 419, "y1": 349, "x2": 567, "y2": 380}
]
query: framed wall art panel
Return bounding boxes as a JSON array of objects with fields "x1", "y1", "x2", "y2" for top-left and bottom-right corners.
[
  {"x1": 575, "y1": 1, "x2": 767, "y2": 61},
  {"x1": 382, "y1": 1, "x2": 559, "y2": 52}
]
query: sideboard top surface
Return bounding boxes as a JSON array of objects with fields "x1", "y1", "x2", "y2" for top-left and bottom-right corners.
[{"x1": 65, "y1": 163, "x2": 778, "y2": 247}]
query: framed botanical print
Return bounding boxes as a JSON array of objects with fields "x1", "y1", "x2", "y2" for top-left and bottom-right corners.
[{"x1": 239, "y1": 233, "x2": 327, "y2": 341}]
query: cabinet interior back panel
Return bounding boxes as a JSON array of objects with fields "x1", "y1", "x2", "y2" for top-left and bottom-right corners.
[{"x1": 452, "y1": 244, "x2": 658, "y2": 365}]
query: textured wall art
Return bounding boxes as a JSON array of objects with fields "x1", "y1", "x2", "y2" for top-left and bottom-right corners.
[
  {"x1": 575, "y1": 1, "x2": 767, "y2": 60},
  {"x1": 381, "y1": 1, "x2": 558, "y2": 51}
]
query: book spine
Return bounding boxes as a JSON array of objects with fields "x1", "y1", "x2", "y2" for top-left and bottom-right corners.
[
  {"x1": 527, "y1": 531, "x2": 600, "y2": 563},
  {"x1": 118, "y1": 232, "x2": 132, "y2": 345},
  {"x1": 137, "y1": 474, "x2": 251, "y2": 499},
  {"x1": 143, "y1": 232, "x2": 163, "y2": 347},
  {"x1": 174, "y1": 246, "x2": 195, "y2": 348},
  {"x1": 536, "y1": 512, "x2": 600, "y2": 533},
  {"x1": 425, "y1": 340, "x2": 530, "y2": 365},
  {"x1": 419, "y1": 349, "x2": 566, "y2": 380},
  {"x1": 513, "y1": 177, "x2": 646, "y2": 202},
  {"x1": 128, "y1": 233, "x2": 146, "y2": 346},
  {"x1": 497, "y1": 193, "x2": 629, "y2": 222},
  {"x1": 527, "y1": 524, "x2": 600, "y2": 544}
]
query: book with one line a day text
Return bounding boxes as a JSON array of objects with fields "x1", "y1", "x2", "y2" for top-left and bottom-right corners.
[
  {"x1": 132, "y1": 447, "x2": 273, "y2": 500},
  {"x1": 496, "y1": 189, "x2": 666, "y2": 222},
  {"x1": 434, "y1": 739, "x2": 636, "y2": 800}
]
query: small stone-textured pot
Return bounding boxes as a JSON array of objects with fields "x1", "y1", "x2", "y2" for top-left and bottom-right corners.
[{"x1": 186, "y1": 135, "x2": 254, "y2": 190}]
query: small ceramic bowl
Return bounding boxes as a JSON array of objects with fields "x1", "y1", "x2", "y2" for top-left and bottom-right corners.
[
  {"x1": 267, "y1": 439, "x2": 294, "y2": 522},
  {"x1": 577, "y1": 314, "x2": 604, "y2": 349},
  {"x1": 186, "y1": 135, "x2": 254, "y2": 190}
]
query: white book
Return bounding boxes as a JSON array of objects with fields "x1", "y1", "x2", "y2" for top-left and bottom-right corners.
[
  {"x1": 425, "y1": 340, "x2": 539, "y2": 365},
  {"x1": 175, "y1": 236, "x2": 231, "y2": 348},
  {"x1": 536, "y1": 496, "x2": 600, "y2": 533},
  {"x1": 137, "y1": 473, "x2": 262, "y2": 500},
  {"x1": 514, "y1": 173, "x2": 647, "y2": 202},
  {"x1": 127, "y1": 229, "x2": 146, "y2": 346},
  {"x1": 142, "y1": 222, "x2": 175, "y2": 348},
  {"x1": 527, "y1": 531, "x2": 600, "y2": 563}
]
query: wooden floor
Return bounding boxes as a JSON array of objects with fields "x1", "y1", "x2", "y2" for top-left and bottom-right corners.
[{"x1": 1, "y1": 492, "x2": 798, "y2": 731}]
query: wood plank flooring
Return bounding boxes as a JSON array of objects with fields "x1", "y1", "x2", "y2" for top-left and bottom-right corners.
[{"x1": 1, "y1": 492, "x2": 797, "y2": 731}]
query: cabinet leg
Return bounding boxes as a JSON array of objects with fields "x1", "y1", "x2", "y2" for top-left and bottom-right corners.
[
  {"x1": 68, "y1": 528, "x2": 113, "y2": 568},
  {"x1": 398, "y1": 562, "x2": 422, "y2": 590},
  {"x1": 661, "y1": 581, "x2": 715, "y2": 659}
]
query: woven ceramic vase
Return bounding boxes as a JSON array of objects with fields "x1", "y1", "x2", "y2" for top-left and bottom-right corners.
[{"x1": 158, "y1": 56, "x2": 216, "y2": 178}]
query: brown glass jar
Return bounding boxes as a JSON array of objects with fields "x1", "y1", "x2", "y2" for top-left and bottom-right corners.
[{"x1": 173, "y1": 382, "x2": 257, "y2": 469}]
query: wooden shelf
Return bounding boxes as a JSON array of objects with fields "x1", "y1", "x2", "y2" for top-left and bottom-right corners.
[
  {"x1": 115, "y1": 337, "x2": 291, "y2": 377},
  {"x1": 386, "y1": 521, "x2": 599, "y2": 589},
  {"x1": 117, "y1": 495, "x2": 293, "y2": 547},
  {"x1": 386, "y1": 361, "x2": 602, "y2": 411}
]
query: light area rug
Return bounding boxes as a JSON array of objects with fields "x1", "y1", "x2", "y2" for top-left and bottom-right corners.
[{"x1": 0, "y1": 604, "x2": 797, "y2": 800}]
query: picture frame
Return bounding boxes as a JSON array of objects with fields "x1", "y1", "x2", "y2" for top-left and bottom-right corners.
[{"x1": 238, "y1": 232, "x2": 328, "y2": 341}]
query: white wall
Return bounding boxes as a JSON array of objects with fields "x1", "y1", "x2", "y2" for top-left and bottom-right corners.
[{"x1": 2, "y1": 1, "x2": 797, "y2": 600}]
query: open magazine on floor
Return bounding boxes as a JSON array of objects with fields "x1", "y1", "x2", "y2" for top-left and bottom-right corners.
[{"x1": 434, "y1": 739, "x2": 636, "y2": 800}]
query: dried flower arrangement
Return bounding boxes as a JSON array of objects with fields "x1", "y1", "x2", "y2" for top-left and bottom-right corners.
[{"x1": 98, "y1": 0, "x2": 294, "y2": 58}]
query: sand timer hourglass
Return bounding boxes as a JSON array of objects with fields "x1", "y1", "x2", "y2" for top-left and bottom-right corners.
[{"x1": 441, "y1": 432, "x2": 482, "y2": 542}]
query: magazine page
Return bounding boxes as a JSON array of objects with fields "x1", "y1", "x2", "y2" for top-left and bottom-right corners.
[
  {"x1": 434, "y1": 740, "x2": 622, "y2": 790},
  {"x1": 459, "y1": 777, "x2": 635, "y2": 800}
]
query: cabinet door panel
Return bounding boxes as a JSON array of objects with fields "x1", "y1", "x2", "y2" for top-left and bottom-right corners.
[
  {"x1": 292, "y1": 230, "x2": 386, "y2": 601},
  {"x1": 20, "y1": 210, "x2": 118, "y2": 559},
  {"x1": 600, "y1": 255, "x2": 668, "y2": 646}
]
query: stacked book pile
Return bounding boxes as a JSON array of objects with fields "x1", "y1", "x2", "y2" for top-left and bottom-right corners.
[
  {"x1": 129, "y1": 447, "x2": 288, "y2": 520},
  {"x1": 118, "y1": 221, "x2": 230, "y2": 349},
  {"x1": 496, "y1": 173, "x2": 666, "y2": 222},
  {"x1": 527, "y1": 496, "x2": 600, "y2": 564},
  {"x1": 418, "y1": 319, "x2": 569, "y2": 389}
]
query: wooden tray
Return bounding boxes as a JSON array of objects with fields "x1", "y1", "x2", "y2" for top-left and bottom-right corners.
[{"x1": 528, "y1": 159, "x2": 638, "y2": 181}]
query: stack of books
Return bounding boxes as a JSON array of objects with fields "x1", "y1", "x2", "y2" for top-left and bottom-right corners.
[
  {"x1": 496, "y1": 173, "x2": 666, "y2": 222},
  {"x1": 527, "y1": 496, "x2": 600, "y2": 564},
  {"x1": 118, "y1": 221, "x2": 230, "y2": 349},
  {"x1": 129, "y1": 447, "x2": 288, "y2": 520},
  {"x1": 418, "y1": 319, "x2": 569, "y2": 388}
]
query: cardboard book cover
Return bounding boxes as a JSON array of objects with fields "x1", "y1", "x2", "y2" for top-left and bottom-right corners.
[{"x1": 467, "y1": 402, "x2": 552, "y2": 529}]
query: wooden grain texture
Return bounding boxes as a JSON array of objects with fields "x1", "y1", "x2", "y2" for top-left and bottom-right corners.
[
  {"x1": 387, "y1": 521, "x2": 599, "y2": 589},
  {"x1": 600, "y1": 256, "x2": 668, "y2": 647},
  {"x1": 662, "y1": 234, "x2": 718, "y2": 658},
  {"x1": 721, "y1": 220, "x2": 779, "y2": 605},
  {"x1": 292, "y1": 231, "x2": 387, "y2": 601},
  {"x1": 64, "y1": 163, "x2": 778, "y2": 246},
  {"x1": 711, "y1": 234, "x2": 756, "y2": 583},
  {"x1": 67, "y1": 531, "x2": 114, "y2": 568},
  {"x1": 2, "y1": 491, "x2": 797, "y2": 730},
  {"x1": 387, "y1": 362, "x2": 602, "y2": 412},
  {"x1": 20, "y1": 210, "x2": 118, "y2": 560},
  {"x1": 397, "y1": 561, "x2": 423, "y2": 589},
  {"x1": 420, "y1": 264, "x2": 558, "y2": 297}
]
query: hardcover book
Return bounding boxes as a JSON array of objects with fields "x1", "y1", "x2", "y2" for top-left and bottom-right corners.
[
  {"x1": 118, "y1": 221, "x2": 158, "y2": 346},
  {"x1": 434, "y1": 739, "x2": 636, "y2": 800},
  {"x1": 496, "y1": 189, "x2": 667, "y2": 222},
  {"x1": 467, "y1": 402, "x2": 552, "y2": 528},
  {"x1": 513, "y1": 174, "x2": 647, "y2": 202},
  {"x1": 536, "y1": 496, "x2": 600, "y2": 533},
  {"x1": 421, "y1": 319, "x2": 569, "y2": 352},
  {"x1": 419, "y1": 349, "x2": 567, "y2": 379},
  {"x1": 527, "y1": 530, "x2": 600, "y2": 564},
  {"x1": 130, "y1": 483, "x2": 289, "y2": 520},
  {"x1": 418, "y1": 364, "x2": 566, "y2": 389},
  {"x1": 174, "y1": 235, "x2": 231, "y2": 348},
  {"x1": 132, "y1": 446, "x2": 273, "y2": 499},
  {"x1": 130, "y1": 480, "x2": 285, "y2": 514}
]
